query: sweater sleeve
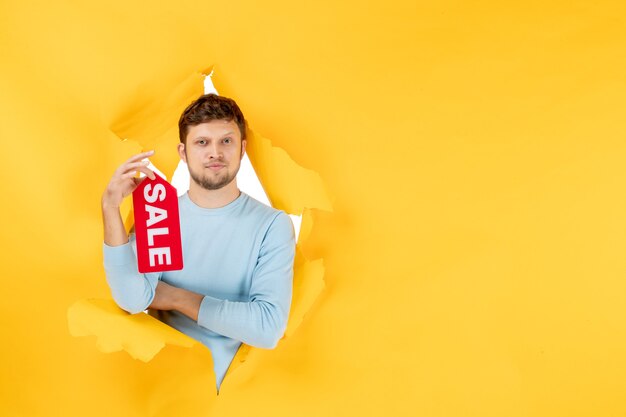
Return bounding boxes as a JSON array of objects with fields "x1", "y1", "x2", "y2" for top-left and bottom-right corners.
[
  {"x1": 197, "y1": 212, "x2": 295, "y2": 348},
  {"x1": 103, "y1": 234, "x2": 161, "y2": 314}
]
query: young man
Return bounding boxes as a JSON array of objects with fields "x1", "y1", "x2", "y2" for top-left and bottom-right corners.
[{"x1": 101, "y1": 94, "x2": 295, "y2": 389}]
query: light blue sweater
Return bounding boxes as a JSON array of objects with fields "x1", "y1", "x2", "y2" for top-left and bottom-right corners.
[{"x1": 103, "y1": 192, "x2": 295, "y2": 389}]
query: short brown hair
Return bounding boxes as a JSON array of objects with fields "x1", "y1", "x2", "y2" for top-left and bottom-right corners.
[{"x1": 178, "y1": 94, "x2": 247, "y2": 144}]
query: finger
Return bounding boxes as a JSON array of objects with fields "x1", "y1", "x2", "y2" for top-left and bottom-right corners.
[
  {"x1": 115, "y1": 151, "x2": 155, "y2": 174},
  {"x1": 121, "y1": 171, "x2": 143, "y2": 180},
  {"x1": 124, "y1": 150, "x2": 155, "y2": 164},
  {"x1": 118, "y1": 160, "x2": 151, "y2": 176},
  {"x1": 136, "y1": 166, "x2": 156, "y2": 180},
  {"x1": 120, "y1": 167, "x2": 156, "y2": 181}
]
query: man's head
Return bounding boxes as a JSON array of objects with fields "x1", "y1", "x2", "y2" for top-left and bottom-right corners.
[
  {"x1": 177, "y1": 94, "x2": 248, "y2": 191},
  {"x1": 178, "y1": 93, "x2": 247, "y2": 145}
]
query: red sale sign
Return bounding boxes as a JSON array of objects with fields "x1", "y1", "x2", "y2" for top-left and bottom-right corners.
[{"x1": 132, "y1": 174, "x2": 184, "y2": 273}]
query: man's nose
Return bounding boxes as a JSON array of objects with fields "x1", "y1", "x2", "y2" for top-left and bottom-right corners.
[{"x1": 207, "y1": 142, "x2": 222, "y2": 159}]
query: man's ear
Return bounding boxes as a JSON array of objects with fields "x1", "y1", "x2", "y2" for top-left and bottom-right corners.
[
  {"x1": 178, "y1": 143, "x2": 187, "y2": 163},
  {"x1": 240, "y1": 139, "x2": 247, "y2": 160}
]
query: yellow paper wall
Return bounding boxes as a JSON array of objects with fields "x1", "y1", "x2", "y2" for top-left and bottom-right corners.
[{"x1": 2, "y1": 1, "x2": 626, "y2": 416}]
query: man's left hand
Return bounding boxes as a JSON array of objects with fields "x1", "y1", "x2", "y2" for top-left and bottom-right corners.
[
  {"x1": 149, "y1": 281, "x2": 179, "y2": 311},
  {"x1": 149, "y1": 281, "x2": 204, "y2": 321}
]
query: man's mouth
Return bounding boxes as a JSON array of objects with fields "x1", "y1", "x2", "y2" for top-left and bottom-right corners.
[{"x1": 206, "y1": 164, "x2": 225, "y2": 171}]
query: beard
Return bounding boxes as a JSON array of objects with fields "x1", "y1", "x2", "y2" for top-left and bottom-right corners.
[
  {"x1": 184, "y1": 145, "x2": 244, "y2": 191},
  {"x1": 188, "y1": 163, "x2": 239, "y2": 191}
]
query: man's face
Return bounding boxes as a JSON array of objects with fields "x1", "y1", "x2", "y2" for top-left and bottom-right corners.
[{"x1": 178, "y1": 119, "x2": 246, "y2": 191}]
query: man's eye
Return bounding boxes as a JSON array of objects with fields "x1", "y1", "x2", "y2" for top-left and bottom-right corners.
[
  {"x1": 223, "y1": 138, "x2": 232, "y2": 144},
  {"x1": 198, "y1": 140, "x2": 206, "y2": 145}
]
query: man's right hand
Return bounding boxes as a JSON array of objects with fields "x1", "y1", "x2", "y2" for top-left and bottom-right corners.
[
  {"x1": 101, "y1": 150, "x2": 156, "y2": 209},
  {"x1": 102, "y1": 150, "x2": 156, "y2": 246}
]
